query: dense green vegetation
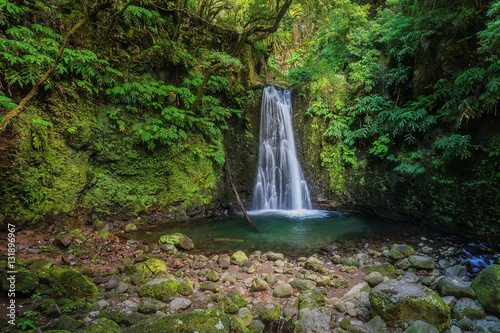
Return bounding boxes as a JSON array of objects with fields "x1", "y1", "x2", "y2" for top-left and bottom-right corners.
[
  {"x1": 0, "y1": 0, "x2": 499, "y2": 238},
  {"x1": 283, "y1": 0, "x2": 500, "y2": 237}
]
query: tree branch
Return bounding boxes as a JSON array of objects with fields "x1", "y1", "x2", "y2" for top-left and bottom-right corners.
[
  {"x1": 0, "y1": 7, "x2": 90, "y2": 134},
  {"x1": 104, "y1": 0, "x2": 138, "y2": 38}
]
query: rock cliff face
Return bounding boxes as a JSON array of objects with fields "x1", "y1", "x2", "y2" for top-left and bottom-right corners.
[{"x1": 290, "y1": 33, "x2": 500, "y2": 241}]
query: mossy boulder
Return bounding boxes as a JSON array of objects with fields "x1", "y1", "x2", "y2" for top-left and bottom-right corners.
[
  {"x1": 1, "y1": 268, "x2": 39, "y2": 297},
  {"x1": 290, "y1": 279, "x2": 316, "y2": 291},
  {"x1": 53, "y1": 269, "x2": 97, "y2": 300},
  {"x1": 304, "y1": 256, "x2": 324, "y2": 272},
  {"x1": 231, "y1": 251, "x2": 248, "y2": 262},
  {"x1": 369, "y1": 280, "x2": 450, "y2": 332},
  {"x1": 77, "y1": 317, "x2": 120, "y2": 333},
  {"x1": 177, "y1": 277, "x2": 194, "y2": 296},
  {"x1": 159, "y1": 233, "x2": 194, "y2": 251},
  {"x1": 259, "y1": 301, "x2": 281, "y2": 322},
  {"x1": 124, "y1": 258, "x2": 168, "y2": 276},
  {"x1": 298, "y1": 290, "x2": 326, "y2": 309},
  {"x1": 408, "y1": 255, "x2": 435, "y2": 270},
  {"x1": 37, "y1": 266, "x2": 71, "y2": 284},
  {"x1": 137, "y1": 278, "x2": 180, "y2": 301},
  {"x1": 388, "y1": 244, "x2": 415, "y2": 260},
  {"x1": 362, "y1": 262, "x2": 396, "y2": 277},
  {"x1": 471, "y1": 264, "x2": 500, "y2": 316},
  {"x1": 122, "y1": 309, "x2": 249, "y2": 333}
]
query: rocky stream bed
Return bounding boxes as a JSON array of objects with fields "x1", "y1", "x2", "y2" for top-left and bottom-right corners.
[{"x1": 1, "y1": 224, "x2": 500, "y2": 333}]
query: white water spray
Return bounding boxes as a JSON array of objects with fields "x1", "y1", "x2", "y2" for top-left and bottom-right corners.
[{"x1": 253, "y1": 86, "x2": 312, "y2": 210}]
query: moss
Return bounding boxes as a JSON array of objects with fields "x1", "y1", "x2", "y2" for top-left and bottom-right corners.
[
  {"x1": 259, "y1": 301, "x2": 281, "y2": 322},
  {"x1": 177, "y1": 278, "x2": 194, "y2": 296},
  {"x1": 53, "y1": 269, "x2": 98, "y2": 301},
  {"x1": 471, "y1": 264, "x2": 500, "y2": 316},
  {"x1": 78, "y1": 317, "x2": 120, "y2": 333},
  {"x1": 137, "y1": 278, "x2": 180, "y2": 302},
  {"x1": 121, "y1": 309, "x2": 248, "y2": 333}
]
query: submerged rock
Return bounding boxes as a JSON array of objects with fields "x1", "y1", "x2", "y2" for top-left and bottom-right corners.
[{"x1": 369, "y1": 280, "x2": 450, "y2": 332}]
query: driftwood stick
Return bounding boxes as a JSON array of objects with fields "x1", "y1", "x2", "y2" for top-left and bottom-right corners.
[{"x1": 225, "y1": 157, "x2": 260, "y2": 233}]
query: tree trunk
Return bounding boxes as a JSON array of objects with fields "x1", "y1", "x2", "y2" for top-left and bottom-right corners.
[{"x1": 225, "y1": 157, "x2": 260, "y2": 233}]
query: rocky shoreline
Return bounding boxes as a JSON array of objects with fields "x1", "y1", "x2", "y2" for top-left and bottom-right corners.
[{"x1": 1, "y1": 225, "x2": 499, "y2": 333}]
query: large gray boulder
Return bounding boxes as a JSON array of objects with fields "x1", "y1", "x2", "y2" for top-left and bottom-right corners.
[
  {"x1": 369, "y1": 280, "x2": 450, "y2": 332},
  {"x1": 296, "y1": 307, "x2": 331, "y2": 333},
  {"x1": 436, "y1": 276, "x2": 475, "y2": 299},
  {"x1": 408, "y1": 255, "x2": 435, "y2": 270}
]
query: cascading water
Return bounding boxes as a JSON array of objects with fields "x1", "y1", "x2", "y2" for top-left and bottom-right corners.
[{"x1": 253, "y1": 86, "x2": 312, "y2": 211}]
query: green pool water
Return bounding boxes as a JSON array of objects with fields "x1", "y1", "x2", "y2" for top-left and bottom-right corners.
[{"x1": 127, "y1": 210, "x2": 439, "y2": 256}]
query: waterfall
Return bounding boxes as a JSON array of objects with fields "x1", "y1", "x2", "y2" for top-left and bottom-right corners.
[{"x1": 253, "y1": 86, "x2": 312, "y2": 210}]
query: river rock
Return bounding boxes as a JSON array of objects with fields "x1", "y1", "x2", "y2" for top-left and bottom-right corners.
[
  {"x1": 367, "y1": 315, "x2": 387, "y2": 333},
  {"x1": 122, "y1": 309, "x2": 248, "y2": 333},
  {"x1": 218, "y1": 254, "x2": 231, "y2": 269},
  {"x1": 404, "y1": 320, "x2": 439, "y2": 333},
  {"x1": 343, "y1": 282, "x2": 371, "y2": 301},
  {"x1": 290, "y1": 279, "x2": 316, "y2": 291},
  {"x1": 298, "y1": 290, "x2": 326, "y2": 309},
  {"x1": 250, "y1": 278, "x2": 269, "y2": 292},
  {"x1": 451, "y1": 298, "x2": 486, "y2": 320},
  {"x1": 137, "y1": 278, "x2": 180, "y2": 302},
  {"x1": 474, "y1": 320, "x2": 500, "y2": 333},
  {"x1": 396, "y1": 258, "x2": 412, "y2": 270},
  {"x1": 362, "y1": 262, "x2": 396, "y2": 277},
  {"x1": 369, "y1": 280, "x2": 450, "y2": 332},
  {"x1": 159, "y1": 233, "x2": 194, "y2": 250},
  {"x1": 264, "y1": 251, "x2": 284, "y2": 261},
  {"x1": 84, "y1": 318, "x2": 120, "y2": 333},
  {"x1": 436, "y1": 276, "x2": 475, "y2": 298},
  {"x1": 408, "y1": 255, "x2": 435, "y2": 270},
  {"x1": 259, "y1": 301, "x2": 281, "y2": 322},
  {"x1": 1, "y1": 269, "x2": 39, "y2": 297},
  {"x1": 444, "y1": 265, "x2": 468, "y2": 278},
  {"x1": 170, "y1": 298, "x2": 192, "y2": 313},
  {"x1": 273, "y1": 283, "x2": 293, "y2": 298},
  {"x1": 471, "y1": 264, "x2": 500, "y2": 316},
  {"x1": 297, "y1": 307, "x2": 331, "y2": 333},
  {"x1": 206, "y1": 270, "x2": 221, "y2": 282},
  {"x1": 160, "y1": 244, "x2": 178, "y2": 255},
  {"x1": 138, "y1": 299, "x2": 167, "y2": 314},
  {"x1": 389, "y1": 244, "x2": 415, "y2": 260},
  {"x1": 231, "y1": 250, "x2": 248, "y2": 263},
  {"x1": 304, "y1": 256, "x2": 324, "y2": 272},
  {"x1": 456, "y1": 318, "x2": 473, "y2": 330},
  {"x1": 237, "y1": 307, "x2": 253, "y2": 326},
  {"x1": 53, "y1": 269, "x2": 97, "y2": 300}
]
